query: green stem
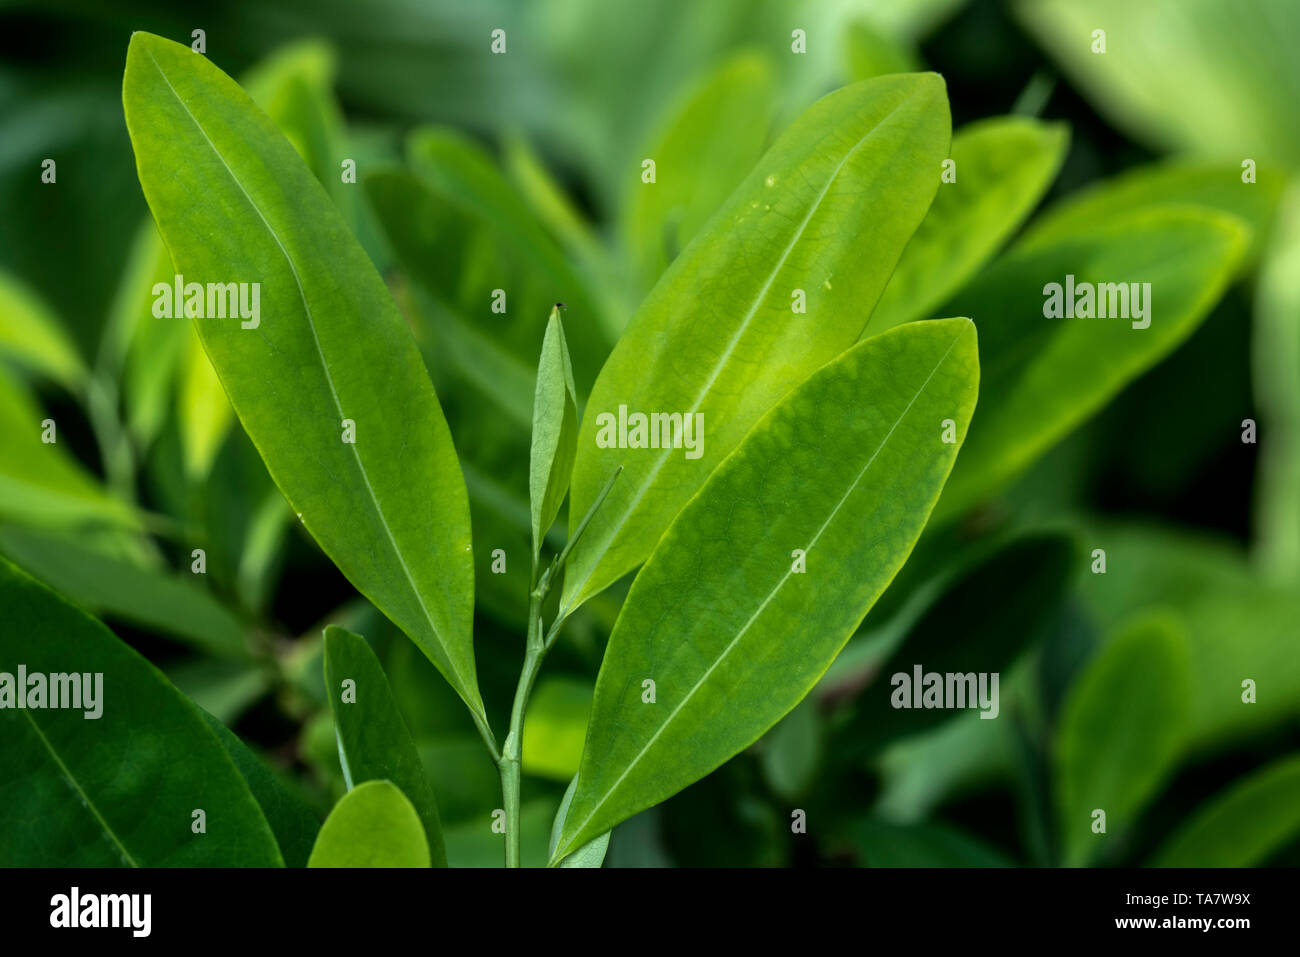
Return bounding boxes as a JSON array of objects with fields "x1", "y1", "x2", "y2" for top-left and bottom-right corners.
[
  {"x1": 499, "y1": 597, "x2": 545, "y2": 866},
  {"x1": 496, "y1": 464, "x2": 622, "y2": 866}
]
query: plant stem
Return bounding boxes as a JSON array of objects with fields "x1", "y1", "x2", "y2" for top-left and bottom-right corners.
[
  {"x1": 499, "y1": 597, "x2": 545, "y2": 866},
  {"x1": 496, "y1": 464, "x2": 622, "y2": 866}
]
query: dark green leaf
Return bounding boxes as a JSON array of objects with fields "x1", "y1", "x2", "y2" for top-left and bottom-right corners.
[
  {"x1": 1054, "y1": 612, "x2": 1190, "y2": 866},
  {"x1": 1151, "y1": 754, "x2": 1300, "y2": 867},
  {"x1": 322, "y1": 625, "x2": 447, "y2": 867},
  {"x1": 199, "y1": 710, "x2": 321, "y2": 868},
  {"x1": 0, "y1": 556, "x2": 281, "y2": 866},
  {"x1": 935, "y1": 206, "x2": 1248, "y2": 520}
]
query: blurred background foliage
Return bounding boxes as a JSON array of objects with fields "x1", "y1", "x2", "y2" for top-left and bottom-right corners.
[{"x1": 0, "y1": 0, "x2": 1297, "y2": 866}]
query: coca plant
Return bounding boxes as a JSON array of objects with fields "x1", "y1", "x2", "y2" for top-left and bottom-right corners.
[{"x1": 1, "y1": 25, "x2": 1277, "y2": 868}]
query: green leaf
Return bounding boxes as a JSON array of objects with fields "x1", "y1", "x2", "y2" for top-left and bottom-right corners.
[
  {"x1": 622, "y1": 52, "x2": 775, "y2": 293},
  {"x1": 562, "y1": 73, "x2": 952, "y2": 612},
  {"x1": 843, "y1": 19, "x2": 922, "y2": 82},
  {"x1": 242, "y1": 39, "x2": 354, "y2": 218},
  {"x1": 168, "y1": 660, "x2": 267, "y2": 724},
  {"x1": 530, "y1": 306, "x2": 580, "y2": 557},
  {"x1": 177, "y1": 326, "x2": 235, "y2": 480},
  {"x1": 759, "y1": 697, "x2": 822, "y2": 801},
  {"x1": 502, "y1": 133, "x2": 629, "y2": 325},
  {"x1": 119, "y1": 224, "x2": 187, "y2": 451},
  {"x1": 522, "y1": 676, "x2": 593, "y2": 783},
  {"x1": 850, "y1": 818, "x2": 1013, "y2": 867},
  {"x1": 123, "y1": 33, "x2": 482, "y2": 718},
  {"x1": 1076, "y1": 521, "x2": 1300, "y2": 748},
  {"x1": 176, "y1": 41, "x2": 355, "y2": 483},
  {"x1": 405, "y1": 127, "x2": 615, "y2": 380},
  {"x1": 549, "y1": 775, "x2": 611, "y2": 869},
  {"x1": 1253, "y1": 185, "x2": 1300, "y2": 582},
  {"x1": 833, "y1": 532, "x2": 1075, "y2": 759},
  {"x1": 0, "y1": 270, "x2": 85, "y2": 389},
  {"x1": 1054, "y1": 613, "x2": 1190, "y2": 867},
  {"x1": 322, "y1": 625, "x2": 447, "y2": 867},
  {"x1": 199, "y1": 710, "x2": 321, "y2": 868},
  {"x1": 865, "y1": 116, "x2": 1068, "y2": 335},
  {"x1": 554, "y1": 318, "x2": 979, "y2": 858},
  {"x1": 934, "y1": 206, "x2": 1248, "y2": 521},
  {"x1": 0, "y1": 556, "x2": 281, "y2": 866},
  {"x1": 0, "y1": 369, "x2": 139, "y2": 531},
  {"x1": 1021, "y1": 157, "x2": 1285, "y2": 271},
  {"x1": 1151, "y1": 754, "x2": 1300, "y2": 867},
  {"x1": 0, "y1": 524, "x2": 249, "y2": 660},
  {"x1": 1017, "y1": 0, "x2": 1300, "y2": 168},
  {"x1": 307, "y1": 780, "x2": 430, "y2": 868}
]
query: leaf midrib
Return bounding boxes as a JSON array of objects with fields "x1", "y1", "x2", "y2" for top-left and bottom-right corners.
[
  {"x1": 564, "y1": 94, "x2": 919, "y2": 610},
  {"x1": 141, "y1": 48, "x2": 473, "y2": 700},
  {"x1": 560, "y1": 326, "x2": 965, "y2": 853},
  {"x1": 22, "y1": 710, "x2": 138, "y2": 867}
]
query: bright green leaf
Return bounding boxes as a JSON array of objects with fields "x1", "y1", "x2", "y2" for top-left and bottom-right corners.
[
  {"x1": 622, "y1": 52, "x2": 775, "y2": 293},
  {"x1": 0, "y1": 270, "x2": 85, "y2": 389},
  {"x1": 0, "y1": 369, "x2": 139, "y2": 531},
  {"x1": 522, "y1": 676, "x2": 593, "y2": 783},
  {"x1": 1017, "y1": 0, "x2": 1300, "y2": 168},
  {"x1": 530, "y1": 306, "x2": 580, "y2": 557},
  {"x1": 555, "y1": 318, "x2": 979, "y2": 858},
  {"x1": 865, "y1": 116, "x2": 1068, "y2": 335},
  {"x1": 307, "y1": 780, "x2": 430, "y2": 868},
  {"x1": 562, "y1": 72, "x2": 952, "y2": 612},
  {"x1": 322, "y1": 625, "x2": 448, "y2": 867},
  {"x1": 123, "y1": 32, "x2": 482, "y2": 718},
  {"x1": 549, "y1": 775, "x2": 610, "y2": 868},
  {"x1": 1020, "y1": 157, "x2": 1284, "y2": 271},
  {"x1": 177, "y1": 326, "x2": 235, "y2": 480}
]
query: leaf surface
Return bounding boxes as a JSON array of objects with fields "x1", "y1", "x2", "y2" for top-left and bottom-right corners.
[
  {"x1": 0, "y1": 271, "x2": 85, "y2": 389},
  {"x1": 530, "y1": 307, "x2": 579, "y2": 556},
  {"x1": 622, "y1": 52, "x2": 775, "y2": 293},
  {"x1": 934, "y1": 206, "x2": 1247, "y2": 520},
  {"x1": 865, "y1": 116, "x2": 1067, "y2": 335},
  {"x1": 563, "y1": 72, "x2": 952, "y2": 611},
  {"x1": 0, "y1": 556, "x2": 281, "y2": 866},
  {"x1": 1054, "y1": 613, "x2": 1190, "y2": 866},
  {"x1": 1151, "y1": 754, "x2": 1300, "y2": 867},
  {"x1": 0, "y1": 524, "x2": 248, "y2": 660},
  {"x1": 555, "y1": 318, "x2": 979, "y2": 857},
  {"x1": 307, "y1": 780, "x2": 429, "y2": 868},
  {"x1": 0, "y1": 370, "x2": 139, "y2": 531},
  {"x1": 323, "y1": 625, "x2": 447, "y2": 867},
  {"x1": 123, "y1": 33, "x2": 481, "y2": 717},
  {"x1": 199, "y1": 710, "x2": 321, "y2": 868}
]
